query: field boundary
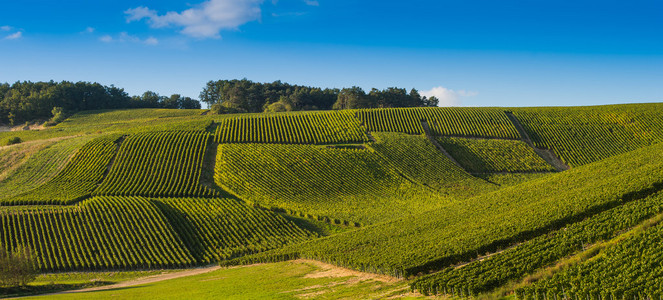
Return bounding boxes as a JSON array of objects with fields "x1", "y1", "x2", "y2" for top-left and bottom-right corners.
[{"x1": 505, "y1": 111, "x2": 569, "y2": 171}]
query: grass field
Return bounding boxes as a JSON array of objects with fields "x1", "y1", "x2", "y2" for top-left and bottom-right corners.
[{"x1": 21, "y1": 261, "x2": 425, "y2": 300}]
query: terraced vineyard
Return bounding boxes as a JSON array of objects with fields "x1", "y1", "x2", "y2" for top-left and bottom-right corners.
[
  {"x1": 437, "y1": 136, "x2": 556, "y2": 173},
  {"x1": 2, "y1": 135, "x2": 120, "y2": 205},
  {"x1": 369, "y1": 132, "x2": 494, "y2": 194},
  {"x1": 412, "y1": 190, "x2": 663, "y2": 297},
  {"x1": 215, "y1": 143, "x2": 451, "y2": 225},
  {"x1": 214, "y1": 110, "x2": 368, "y2": 144},
  {"x1": 0, "y1": 136, "x2": 96, "y2": 199},
  {"x1": 1, "y1": 104, "x2": 663, "y2": 298},
  {"x1": 357, "y1": 107, "x2": 521, "y2": 139},
  {"x1": 224, "y1": 141, "x2": 663, "y2": 278},
  {"x1": 511, "y1": 103, "x2": 663, "y2": 167},
  {"x1": 94, "y1": 131, "x2": 216, "y2": 197},
  {"x1": 0, "y1": 196, "x2": 194, "y2": 271},
  {"x1": 155, "y1": 197, "x2": 316, "y2": 264}
]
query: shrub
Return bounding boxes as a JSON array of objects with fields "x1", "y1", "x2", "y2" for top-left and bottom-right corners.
[{"x1": 5, "y1": 136, "x2": 21, "y2": 145}]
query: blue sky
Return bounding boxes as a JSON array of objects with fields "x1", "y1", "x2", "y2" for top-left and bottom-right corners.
[{"x1": 1, "y1": 0, "x2": 662, "y2": 107}]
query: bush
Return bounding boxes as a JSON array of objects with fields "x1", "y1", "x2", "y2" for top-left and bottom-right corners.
[
  {"x1": 0, "y1": 246, "x2": 37, "y2": 287},
  {"x1": 5, "y1": 136, "x2": 21, "y2": 145}
]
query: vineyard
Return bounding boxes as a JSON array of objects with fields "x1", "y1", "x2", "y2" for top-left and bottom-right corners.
[
  {"x1": 357, "y1": 107, "x2": 521, "y2": 139},
  {"x1": 2, "y1": 135, "x2": 120, "y2": 205},
  {"x1": 511, "y1": 103, "x2": 663, "y2": 167},
  {"x1": 94, "y1": 131, "x2": 216, "y2": 198},
  {"x1": 0, "y1": 136, "x2": 95, "y2": 199},
  {"x1": 223, "y1": 141, "x2": 663, "y2": 278},
  {"x1": 437, "y1": 136, "x2": 556, "y2": 173},
  {"x1": 214, "y1": 110, "x2": 368, "y2": 144},
  {"x1": 369, "y1": 132, "x2": 494, "y2": 194},
  {"x1": 214, "y1": 143, "x2": 451, "y2": 225},
  {"x1": 411, "y1": 190, "x2": 663, "y2": 297},
  {"x1": 0, "y1": 104, "x2": 662, "y2": 297}
]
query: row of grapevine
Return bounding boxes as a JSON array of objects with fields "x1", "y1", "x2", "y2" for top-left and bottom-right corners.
[
  {"x1": 94, "y1": 131, "x2": 216, "y2": 198},
  {"x1": 214, "y1": 143, "x2": 450, "y2": 225},
  {"x1": 437, "y1": 136, "x2": 556, "y2": 173},
  {"x1": 0, "y1": 196, "x2": 195, "y2": 271},
  {"x1": 369, "y1": 132, "x2": 495, "y2": 194},
  {"x1": 214, "y1": 111, "x2": 368, "y2": 144},
  {"x1": 411, "y1": 190, "x2": 663, "y2": 297},
  {"x1": 154, "y1": 198, "x2": 316, "y2": 264},
  {"x1": 222, "y1": 141, "x2": 663, "y2": 278},
  {"x1": 512, "y1": 103, "x2": 663, "y2": 167},
  {"x1": 517, "y1": 219, "x2": 663, "y2": 299},
  {"x1": 357, "y1": 107, "x2": 521, "y2": 139},
  {"x1": 2, "y1": 135, "x2": 120, "y2": 205},
  {"x1": 0, "y1": 135, "x2": 96, "y2": 200}
]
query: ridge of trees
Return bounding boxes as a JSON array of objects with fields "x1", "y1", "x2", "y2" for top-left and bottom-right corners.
[
  {"x1": 0, "y1": 81, "x2": 201, "y2": 125},
  {"x1": 200, "y1": 79, "x2": 439, "y2": 113}
]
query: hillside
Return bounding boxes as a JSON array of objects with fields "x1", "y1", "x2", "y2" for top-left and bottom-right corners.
[{"x1": 1, "y1": 103, "x2": 663, "y2": 298}]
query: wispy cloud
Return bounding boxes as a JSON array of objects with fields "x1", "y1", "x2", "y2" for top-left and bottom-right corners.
[
  {"x1": 0, "y1": 25, "x2": 11, "y2": 31},
  {"x1": 125, "y1": 0, "x2": 264, "y2": 39},
  {"x1": 99, "y1": 32, "x2": 158, "y2": 46},
  {"x1": 304, "y1": 0, "x2": 319, "y2": 6},
  {"x1": 420, "y1": 86, "x2": 478, "y2": 107},
  {"x1": 83, "y1": 27, "x2": 95, "y2": 34},
  {"x1": 4, "y1": 31, "x2": 22, "y2": 40}
]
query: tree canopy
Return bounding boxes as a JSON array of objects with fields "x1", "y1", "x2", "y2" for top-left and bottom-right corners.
[{"x1": 201, "y1": 79, "x2": 438, "y2": 113}]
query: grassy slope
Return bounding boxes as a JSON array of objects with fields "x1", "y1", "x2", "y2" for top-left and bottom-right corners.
[
  {"x1": 227, "y1": 141, "x2": 663, "y2": 277},
  {"x1": 23, "y1": 261, "x2": 425, "y2": 300}
]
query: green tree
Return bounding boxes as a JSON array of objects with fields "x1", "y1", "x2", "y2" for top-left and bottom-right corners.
[{"x1": 0, "y1": 246, "x2": 37, "y2": 287}]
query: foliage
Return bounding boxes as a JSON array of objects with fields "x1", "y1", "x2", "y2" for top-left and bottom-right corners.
[
  {"x1": 5, "y1": 136, "x2": 22, "y2": 146},
  {"x1": 357, "y1": 107, "x2": 521, "y2": 139},
  {"x1": 214, "y1": 110, "x2": 368, "y2": 144},
  {"x1": 411, "y1": 190, "x2": 663, "y2": 297},
  {"x1": 0, "y1": 136, "x2": 96, "y2": 200},
  {"x1": 511, "y1": 103, "x2": 663, "y2": 167},
  {"x1": 199, "y1": 79, "x2": 436, "y2": 112},
  {"x1": 0, "y1": 245, "x2": 37, "y2": 287},
  {"x1": 214, "y1": 143, "x2": 454, "y2": 225},
  {"x1": 369, "y1": 132, "x2": 495, "y2": 193},
  {"x1": 437, "y1": 136, "x2": 556, "y2": 173},
  {"x1": 223, "y1": 142, "x2": 663, "y2": 278},
  {"x1": 3, "y1": 135, "x2": 120, "y2": 205},
  {"x1": 94, "y1": 131, "x2": 216, "y2": 197}
]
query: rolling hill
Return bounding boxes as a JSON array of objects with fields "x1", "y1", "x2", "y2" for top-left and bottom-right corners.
[{"x1": 1, "y1": 103, "x2": 663, "y2": 298}]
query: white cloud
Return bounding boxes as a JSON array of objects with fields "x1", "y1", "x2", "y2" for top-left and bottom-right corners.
[
  {"x1": 0, "y1": 26, "x2": 11, "y2": 31},
  {"x1": 420, "y1": 86, "x2": 478, "y2": 107},
  {"x1": 84, "y1": 27, "x2": 95, "y2": 33},
  {"x1": 125, "y1": 0, "x2": 264, "y2": 39},
  {"x1": 99, "y1": 32, "x2": 158, "y2": 46},
  {"x1": 5, "y1": 31, "x2": 22, "y2": 40},
  {"x1": 304, "y1": 0, "x2": 319, "y2": 6}
]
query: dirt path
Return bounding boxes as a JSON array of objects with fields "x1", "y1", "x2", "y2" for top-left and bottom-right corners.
[
  {"x1": 420, "y1": 120, "x2": 463, "y2": 169},
  {"x1": 504, "y1": 112, "x2": 570, "y2": 171},
  {"x1": 41, "y1": 265, "x2": 221, "y2": 296},
  {"x1": 298, "y1": 259, "x2": 402, "y2": 283}
]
